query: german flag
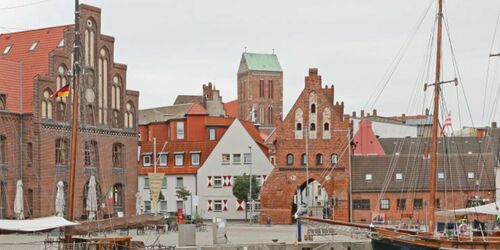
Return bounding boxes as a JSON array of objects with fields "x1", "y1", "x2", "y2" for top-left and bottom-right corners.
[{"x1": 50, "y1": 84, "x2": 70, "y2": 98}]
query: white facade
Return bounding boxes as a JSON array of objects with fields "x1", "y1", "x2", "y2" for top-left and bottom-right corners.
[
  {"x1": 137, "y1": 174, "x2": 196, "y2": 215},
  {"x1": 352, "y1": 118, "x2": 418, "y2": 138},
  {"x1": 196, "y1": 119, "x2": 274, "y2": 220}
]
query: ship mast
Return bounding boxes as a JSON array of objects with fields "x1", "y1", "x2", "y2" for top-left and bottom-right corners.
[
  {"x1": 65, "y1": 0, "x2": 80, "y2": 245},
  {"x1": 429, "y1": 0, "x2": 443, "y2": 233}
]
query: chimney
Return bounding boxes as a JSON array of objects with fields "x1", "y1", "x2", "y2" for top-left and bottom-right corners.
[
  {"x1": 373, "y1": 109, "x2": 377, "y2": 117},
  {"x1": 352, "y1": 111, "x2": 357, "y2": 118},
  {"x1": 492, "y1": 122, "x2": 497, "y2": 128},
  {"x1": 360, "y1": 110, "x2": 365, "y2": 118}
]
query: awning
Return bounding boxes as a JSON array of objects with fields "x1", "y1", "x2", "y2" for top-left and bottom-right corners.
[
  {"x1": 0, "y1": 216, "x2": 79, "y2": 232},
  {"x1": 436, "y1": 202, "x2": 500, "y2": 216}
]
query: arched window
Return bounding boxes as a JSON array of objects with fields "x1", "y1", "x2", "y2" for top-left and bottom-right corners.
[
  {"x1": 55, "y1": 65, "x2": 68, "y2": 121},
  {"x1": 98, "y1": 48, "x2": 108, "y2": 124},
  {"x1": 112, "y1": 75, "x2": 121, "y2": 111},
  {"x1": 324, "y1": 123, "x2": 330, "y2": 131},
  {"x1": 331, "y1": 153, "x2": 338, "y2": 165},
  {"x1": 286, "y1": 154, "x2": 294, "y2": 166},
  {"x1": 112, "y1": 143, "x2": 123, "y2": 168},
  {"x1": 113, "y1": 183, "x2": 124, "y2": 208},
  {"x1": 55, "y1": 138, "x2": 69, "y2": 166},
  {"x1": 84, "y1": 141, "x2": 98, "y2": 167},
  {"x1": 125, "y1": 102, "x2": 135, "y2": 128},
  {"x1": 85, "y1": 18, "x2": 96, "y2": 67},
  {"x1": 56, "y1": 102, "x2": 66, "y2": 121},
  {"x1": 267, "y1": 106, "x2": 272, "y2": 124},
  {"x1": 85, "y1": 104, "x2": 95, "y2": 126},
  {"x1": 41, "y1": 89, "x2": 53, "y2": 119},
  {"x1": 0, "y1": 135, "x2": 5, "y2": 165},
  {"x1": 310, "y1": 123, "x2": 316, "y2": 131},
  {"x1": 316, "y1": 154, "x2": 323, "y2": 165},
  {"x1": 296, "y1": 123, "x2": 302, "y2": 131},
  {"x1": 301, "y1": 153, "x2": 307, "y2": 166},
  {"x1": 311, "y1": 104, "x2": 316, "y2": 114}
]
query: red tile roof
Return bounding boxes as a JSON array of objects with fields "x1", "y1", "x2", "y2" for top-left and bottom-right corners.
[
  {"x1": 0, "y1": 25, "x2": 71, "y2": 113},
  {"x1": 240, "y1": 120, "x2": 269, "y2": 154},
  {"x1": 0, "y1": 59, "x2": 21, "y2": 112},
  {"x1": 186, "y1": 102, "x2": 208, "y2": 116},
  {"x1": 224, "y1": 99, "x2": 238, "y2": 118}
]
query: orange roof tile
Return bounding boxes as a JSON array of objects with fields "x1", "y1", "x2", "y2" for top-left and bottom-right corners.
[
  {"x1": 186, "y1": 102, "x2": 208, "y2": 116},
  {"x1": 240, "y1": 120, "x2": 269, "y2": 153},
  {"x1": 224, "y1": 99, "x2": 238, "y2": 118},
  {"x1": 0, "y1": 25, "x2": 71, "y2": 113},
  {"x1": 0, "y1": 59, "x2": 21, "y2": 112}
]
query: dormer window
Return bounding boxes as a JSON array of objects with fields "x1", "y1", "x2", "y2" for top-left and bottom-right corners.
[
  {"x1": 29, "y1": 41, "x2": 38, "y2": 51},
  {"x1": 57, "y1": 39, "x2": 65, "y2": 48},
  {"x1": 2, "y1": 45, "x2": 12, "y2": 55}
]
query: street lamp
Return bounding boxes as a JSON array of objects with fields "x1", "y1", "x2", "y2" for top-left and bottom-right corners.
[{"x1": 248, "y1": 146, "x2": 253, "y2": 224}]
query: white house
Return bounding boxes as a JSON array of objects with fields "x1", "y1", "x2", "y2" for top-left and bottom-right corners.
[{"x1": 196, "y1": 119, "x2": 274, "y2": 220}]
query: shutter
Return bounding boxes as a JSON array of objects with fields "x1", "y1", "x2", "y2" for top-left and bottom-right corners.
[
  {"x1": 208, "y1": 176, "x2": 212, "y2": 187},
  {"x1": 223, "y1": 200, "x2": 228, "y2": 211},
  {"x1": 208, "y1": 200, "x2": 213, "y2": 211}
]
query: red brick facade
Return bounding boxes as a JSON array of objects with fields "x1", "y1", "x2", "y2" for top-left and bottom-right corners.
[
  {"x1": 0, "y1": 4, "x2": 139, "y2": 219},
  {"x1": 260, "y1": 68, "x2": 351, "y2": 224}
]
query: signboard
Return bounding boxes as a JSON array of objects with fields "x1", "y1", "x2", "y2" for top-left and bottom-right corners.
[{"x1": 148, "y1": 173, "x2": 165, "y2": 214}]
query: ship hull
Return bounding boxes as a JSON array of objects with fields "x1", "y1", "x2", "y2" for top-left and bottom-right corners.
[{"x1": 372, "y1": 238, "x2": 439, "y2": 250}]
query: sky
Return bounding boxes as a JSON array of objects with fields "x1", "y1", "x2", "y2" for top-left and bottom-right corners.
[{"x1": 1, "y1": 0, "x2": 500, "y2": 128}]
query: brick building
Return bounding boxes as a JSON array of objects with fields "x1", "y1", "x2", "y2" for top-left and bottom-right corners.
[
  {"x1": 236, "y1": 52, "x2": 283, "y2": 128},
  {"x1": 0, "y1": 4, "x2": 139, "y2": 218},
  {"x1": 260, "y1": 68, "x2": 351, "y2": 224}
]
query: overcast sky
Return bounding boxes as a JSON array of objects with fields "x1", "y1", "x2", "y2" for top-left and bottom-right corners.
[{"x1": 1, "y1": 0, "x2": 500, "y2": 128}]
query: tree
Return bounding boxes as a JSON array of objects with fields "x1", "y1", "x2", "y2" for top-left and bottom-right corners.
[
  {"x1": 176, "y1": 186, "x2": 191, "y2": 221},
  {"x1": 232, "y1": 175, "x2": 260, "y2": 220}
]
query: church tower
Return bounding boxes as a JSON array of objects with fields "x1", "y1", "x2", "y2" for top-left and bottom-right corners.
[{"x1": 237, "y1": 52, "x2": 283, "y2": 127}]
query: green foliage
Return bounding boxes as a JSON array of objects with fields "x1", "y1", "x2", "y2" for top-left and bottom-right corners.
[
  {"x1": 176, "y1": 186, "x2": 191, "y2": 201},
  {"x1": 232, "y1": 175, "x2": 260, "y2": 202}
]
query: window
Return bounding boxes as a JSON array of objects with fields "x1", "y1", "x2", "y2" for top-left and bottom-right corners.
[
  {"x1": 209, "y1": 128, "x2": 216, "y2": 140},
  {"x1": 27, "y1": 189, "x2": 33, "y2": 216},
  {"x1": 437, "y1": 172, "x2": 445, "y2": 180},
  {"x1": 395, "y1": 173, "x2": 403, "y2": 181},
  {"x1": 0, "y1": 136, "x2": 5, "y2": 165},
  {"x1": 144, "y1": 178, "x2": 150, "y2": 189},
  {"x1": 268, "y1": 80, "x2": 274, "y2": 99},
  {"x1": 222, "y1": 154, "x2": 230, "y2": 164},
  {"x1": 56, "y1": 102, "x2": 66, "y2": 121},
  {"x1": 84, "y1": 141, "x2": 98, "y2": 167},
  {"x1": 29, "y1": 41, "x2": 38, "y2": 51},
  {"x1": 176, "y1": 122, "x2": 184, "y2": 139},
  {"x1": 397, "y1": 199, "x2": 406, "y2": 210},
  {"x1": 214, "y1": 200, "x2": 222, "y2": 212},
  {"x1": 213, "y1": 176, "x2": 222, "y2": 188},
  {"x1": 353, "y1": 199, "x2": 370, "y2": 210},
  {"x1": 0, "y1": 94, "x2": 5, "y2": 110},
  {"x1": 144, "y1": 201, "x2": 151, "y2": 212},
  {"x1": 2, "y1": 45, "x2": 12, "y2": 55},
  {"x1": 143, "y1": 155, "x2": 151, "y2": 167},
  {"x1": 315, "y1": 154, "x2": 323, "y2": 165},
  {"x1": 311, "y1": 104, "x2": 316, "y2": 113},
  {"x1": 191, "y1": 153, "x2": 200, "y2": 166},
  {"x1": 365, "y1": 174, "x2": 373, "y2": 181},
  {"x1": 267, "y1": 106, "x2": 273, "y2": 124},
  {"x1": 331, "y1": 154, "x2": 338, "y2": 165},
  {"x1": 286, "y1": 154, "x2": 294, "y2": 165},
  {"x1": 467, "y1": 172, "x2": 475, "y2": 179},
  {"x1": 380, "y1": 199, "x2": 390, "y2": 210},
  {"x1": 436, "y1": 199, "x2": 441, "y2": 209},
  {"x1": 259, "y1": 80, "x2": 264, "y2": 98},
  {"x1": 296, "y1": 123, "x2": 302, "y2": 131},
  {"x1": 41, "y1": 90, "x2": 53, "y2": 119},
  {"x1": 413, "y1": 199, "x2": 423, "y2": 209},
  {"x1": 159, "y1": 153, "x2": 167, "y2": 166},
  {"x1": 324, "y1": 123, "x2": 330, "y2": 131},
  {"x1": 112, "y1": 143, "x2": 123, "y2": 168},
  {"x1": 177, "y1": 201, "x2": 183, "y2": 209},
  {"x1": 98, "y1": 48, "x2": 108, "y2": 124},
  {"x1": 111, "y1": 75, "x2": 121, "y2": 111},
  {"x1": 301, "y1": 153, "x2": 307, "y2": 166},
  {"x1": 161, "y1": 177, "x2": 167, "y2": 189},
  {"x1": 233, "y1": 154, "x2": 241, "y2": 164},
  {"x1": 160, "y1": 201, "x2": 167, "y2": 213},
  {"x1": 55, "y1": 138, "x2": 69, "y2": 166},
  {"x1": 244, "y1": 153, "x2": 252, "y2": 164},
  {"x1": 310, "y1": 123, "x2": 316, "y2": 131},
  {"x1": 27, "y1": 142, "x2": 32, "y2": 166},
  {"x1": 176, "y1": 177, "x2": 184, "y2": 188},
  {"x1": 175, "y1": 154, "x2": 184, "y2": 166},
  {"x1": 125, "y1": 102, "x2": 135, "y2": 128},
  {"x1": 113, "y1": 183, "x2": 123, "y2": 207}
]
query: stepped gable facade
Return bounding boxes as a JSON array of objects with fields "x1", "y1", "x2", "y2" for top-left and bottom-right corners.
[
  {"x1": 259, "y1": 68, "x2": 351, "y2": 224},
  {"x1": 0, "y1": 4, "x2": 139, "y2": 218}
]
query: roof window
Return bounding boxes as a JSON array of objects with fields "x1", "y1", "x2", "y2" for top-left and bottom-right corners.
[
  {"x1": 2, "y1": 45, "x2": 12, "y2": 55},
  {"x1": 57, "y1": 39, "x2": 64, "y2": 48},
  {"x1": 29, "y1": 41, "x2": 38, "y2": 51}
]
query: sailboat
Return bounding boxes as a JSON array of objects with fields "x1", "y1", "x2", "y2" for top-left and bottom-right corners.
[{"x1": 303, "y1": 0, "x2": 500, "y2": 249}]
